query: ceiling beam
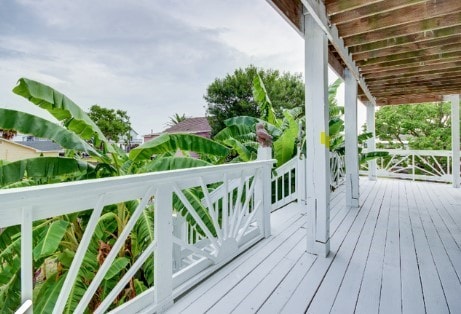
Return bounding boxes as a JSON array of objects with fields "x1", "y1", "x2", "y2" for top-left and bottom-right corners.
[
  {"x1": 360, "y1": 52, "x2": 461, "y2": 74},
  {"x1": 353, "y1": 34, "x2": 461, "y2": 61},
  {"x1": 337, "y1": 0, "x2": 461, "y2": 37},
  {"x1": 360, "y1": 94, "x2": 444, "y2": 106},
  {"x1": 367, "y1": 70, "x2": 461, "y2": 86},
  {"x1": 330, "y1": 0, "x2": 426, "y2": 25},
  {"x1": 357, "y1": 42, "x2": 461, "y2": 66},
  {"x1": 325, "y1": 0, "x2": 383, "y2": 15},
  {"x1": 370, "y1": 85, "x2": 461, "y2": 97},
  {"x1": 362, "y1": 60, "x2": 461, "y2": 79},
  {"x1": 344, "y1": 11, "x2": 461, "y2": 47},
  {"x1": 300, "y1": 0, "x2": 376, "y2": 105}
]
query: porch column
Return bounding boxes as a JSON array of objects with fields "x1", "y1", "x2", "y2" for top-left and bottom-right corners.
[
  {"x1": 304, "y1": 13, "x2": 330, "y2": 257},
  {"x1": 344, "y1": 69, "x2": 360, "y2": 208},
  {"x1": 448, "y1": 94, "x2": 460, "y2": 188},
  {"x1": 366, "y1": 101, "x2": 377, "y2": 181}
]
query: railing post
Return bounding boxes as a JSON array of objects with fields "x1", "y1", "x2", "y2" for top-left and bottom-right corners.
[
  {"x1": 172, "y1": 214, "x2": 186, "y2": 272},
  {"x1": 257, "y1": 146, "x2": 272, "y2": 238},
  {"x1": 21, "y1": 207, "x2": 33, "y2": 314},
  {"x1": 297, "y1": 149, "x2": 306, "y2": 209},
  {"x1": 154, "y1": 186, "x2": 174, "y2": 311}
]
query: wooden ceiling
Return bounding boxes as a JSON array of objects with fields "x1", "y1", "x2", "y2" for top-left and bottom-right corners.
[{"x1": 268, "y1": 0, "x2": 461, "y2": 105}]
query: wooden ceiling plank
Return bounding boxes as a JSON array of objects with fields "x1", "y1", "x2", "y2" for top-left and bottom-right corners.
[
  {"x1": 363, "y1": 61, "x2": 461, "y2": 80},
  {"x1": 353, "y1": 34, "x2": 461, "y2": 61},
  {"x1": 325, "y1": 0, "x2": 384, "y2": 15},
  {"x1": 370, "y1": 82, "x2": 461, "y2": 93},
  {"x1": 344, "y1": 12, "x2": 461, "y2": 46},
  {"x1": 372, "y1": 87, "x2": 461, "y2": 98},
  {"x1": 330, "y1": 0, "x2": 426, "y2": 25},
  {"x1": 367, "y1": 70, "x2": 461, "y2": 86},
  {"x1": 267, "y1": 0, "x2": 304, "y2": 35},
  {"x1": 337, "y1": 0, "x2": 461, "y2": 37},
  {"x1": 375, "y1": 95, "x2": 444, "y2": 106},
  {"x1": 360, "y1": 52, "x2": 461, "y2": 74},
  {"x1": 357, "y1": 42, "x2": 461, "y2": 66}
]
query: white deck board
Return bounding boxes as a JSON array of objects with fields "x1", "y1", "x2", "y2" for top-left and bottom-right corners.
[{"x1": 167, "y1": 179, "x2": 461, "y2": 314}]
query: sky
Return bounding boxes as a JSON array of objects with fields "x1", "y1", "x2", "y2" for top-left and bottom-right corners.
[{"x1": 0, "y1": 0, "x2": 363, "y2": 136}]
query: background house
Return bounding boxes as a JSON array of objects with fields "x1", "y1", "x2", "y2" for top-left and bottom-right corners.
[
  {"x1": 0, "y1": 139, "x2": 63, "y2": 162},
  {"x1": 144, "y1": 117, "x2": 212, "y2": 142}
]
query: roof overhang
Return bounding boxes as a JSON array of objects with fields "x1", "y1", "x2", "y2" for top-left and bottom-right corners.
[{"x1": 267, "y1": 0, "x2": 461, "y2": 106}]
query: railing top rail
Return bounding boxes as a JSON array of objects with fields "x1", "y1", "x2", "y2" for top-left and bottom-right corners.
[
  {"x1": 0, "y1": 159, "x2": 274, "y2": 228},
  {"x1": 371, "y1": 149, "x2": 455, "y2": 157}
]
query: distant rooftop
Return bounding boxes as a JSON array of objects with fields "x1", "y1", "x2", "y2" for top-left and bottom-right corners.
[
  {"x1": 162, "y1": 117, "x2": 211, "y2": 134},
  {"x1": 16, "y1": 140, "x2": 63, "y2": 152}
]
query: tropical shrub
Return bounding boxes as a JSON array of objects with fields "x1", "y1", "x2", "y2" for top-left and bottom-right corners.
[{"x1": 0, "y1": 78, "x2": 230, "y2": 313}]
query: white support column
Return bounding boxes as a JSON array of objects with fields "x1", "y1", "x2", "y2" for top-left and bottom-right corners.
[
  {"x1": 304, "y1": 13, "x2": 330, "y2": 257},
  {"x1": 448, "y1": 94, "x2": 460, "y2": 188},
  {"x1": 366, "y1": 101, "x2": 377, "y2": 181},
  {"x1": 344, "y1": 69, "x2": 359, "y2": 208}
]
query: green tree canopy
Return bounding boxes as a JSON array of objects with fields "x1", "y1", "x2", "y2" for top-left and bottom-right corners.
[
  {"x1": 204, "y1": 65, "x2": 304, "y2": 136},
  {"x1": 87, "y1": 104, "x2": 131, "y2": 143},
  {"x1": 374, "y1": 102, "x2": 452, "y2": 150}
]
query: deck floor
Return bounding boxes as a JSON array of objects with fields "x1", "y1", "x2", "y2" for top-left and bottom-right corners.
[{"x1": 167, "y1": 178, "x2": 461, "y2": 314}]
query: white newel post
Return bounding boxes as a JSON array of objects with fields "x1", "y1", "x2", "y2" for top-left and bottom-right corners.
[
  {"x1": 257, "y1": 146, "x2": 272, "y2": 238},
  {"x1": 448, "y1": 94, "x2": 460, "y2": 188},
  {"x1": 304, "y1": 13, "x2": 330, "y2": 257},
  {"x1": 154, "y1": 186, "x2": 174, "y2": 311},
  {"x1": 344, "y1": 69, "x2": 360, "y2": 208},
  {"x1": 366, "y1": 101, "x2": 377, "y2": 181}
]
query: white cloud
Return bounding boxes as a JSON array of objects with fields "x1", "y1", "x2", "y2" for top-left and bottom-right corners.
[{"x1": 0, "y1": 0, "x2": 359, "y2": 136}]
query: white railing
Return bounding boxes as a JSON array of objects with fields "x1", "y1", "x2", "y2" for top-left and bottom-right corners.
[
  {"x1": 360, "y1": 149, "x2": 460, "y2": 183},
  {"x1": 270, "y1": 151, "x2": 346, "y2": 210},
  {"x1": 0, "y1": 159, "x2": 273, "y2": 313}
]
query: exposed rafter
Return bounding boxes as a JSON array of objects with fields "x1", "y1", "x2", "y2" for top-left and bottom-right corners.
[{"x1": 268, "y1": 0, "x2": 461, "y2": 106}]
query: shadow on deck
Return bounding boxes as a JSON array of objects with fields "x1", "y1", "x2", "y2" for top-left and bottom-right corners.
[{"x1": 167, "y1": 178, "x2": 461, "y2": 314}]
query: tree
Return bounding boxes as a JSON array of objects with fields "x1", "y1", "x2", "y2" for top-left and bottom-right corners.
[
  {"x1": 205, "y1": 65, "x2": 305, "y2": 136},
  {"x1": 374, "y1": 102, "x2": 452, "y2": 150},
  {"x1": 166, "y1": 113, "x2": 188, "y2": 127},
  {"x1": 87, "y1": 105, "x2": 132, "y2": 143}
]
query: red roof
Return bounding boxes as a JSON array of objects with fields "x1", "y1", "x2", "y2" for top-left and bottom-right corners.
[{"x1": 163, "y1": 117, "x2": 211, "y2": 134}]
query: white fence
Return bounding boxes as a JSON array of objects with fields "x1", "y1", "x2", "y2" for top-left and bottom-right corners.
[
  {"x1": 0, "y1": 160, "x2": 273, "y2": 313},
  {"x1": 271, "y1": 152, "x2": 346, "y2": 210},
  {"x1": 360, "y1": 149, "x2": 460, "y2": 183}
]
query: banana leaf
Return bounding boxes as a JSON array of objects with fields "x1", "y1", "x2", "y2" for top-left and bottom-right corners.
[
  {"x1": 274, "y1": 111, "x2": 299, "y2": 166},
  {"x1": 129, "y1": 133, "x2": 230, "y2": 162},
  {"x1": 0, "y1": 109, "x2": 100, "y2": 157},
  {"x1": 13, "y1": 78, "x2": 114, "y2": 153},
  {"x1": 0, "y1": 156, "x2": 94, "y2": 187},
  {"x1": 140, "y1": 156, "x2": 211, "y2": 173}
]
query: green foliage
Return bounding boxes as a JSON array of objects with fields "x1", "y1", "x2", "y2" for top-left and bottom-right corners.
[
  {"x1": 166, "y1": 113, "x2": 188, "y2": 127},
  {"x1": 88, "y1": 105, "x2": 132, "y2": 143},
  {"x1": 205, "y1": 65, "x2": 304, "y2": 136},
  {"x1": 0, "y1": 77, "x2": 231, "y2": 313},
  {"x1": 374, "y1": 102, "x2": 452, "y2": 150}
]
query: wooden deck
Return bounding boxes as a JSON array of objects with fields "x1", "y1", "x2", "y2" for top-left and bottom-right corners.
[{"x1": 167, "y1": 178, "x2": 461, "y2": 314}]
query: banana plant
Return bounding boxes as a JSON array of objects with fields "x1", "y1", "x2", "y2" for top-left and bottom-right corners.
[{"x1": 0, "y1": 78, "x2": 230, "y2": 313}]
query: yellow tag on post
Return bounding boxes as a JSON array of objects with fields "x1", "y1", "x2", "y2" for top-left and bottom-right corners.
[{"x1": 320, "y1": 132, "x2": 330, "y2": 148}]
